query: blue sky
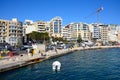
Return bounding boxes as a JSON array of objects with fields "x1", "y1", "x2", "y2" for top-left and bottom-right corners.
[{"x1": 0, "y1": 0, "x2": 120, "y2": 26}]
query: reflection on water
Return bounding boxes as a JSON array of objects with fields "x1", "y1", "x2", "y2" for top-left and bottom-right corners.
[{"x1": 1, "y1": 48, "x2": 120, "y2": 80}]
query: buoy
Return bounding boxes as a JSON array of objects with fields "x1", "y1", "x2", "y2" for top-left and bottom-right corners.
[{"x1": 52, "y1": 61, "x2": 61, "y2": 71}]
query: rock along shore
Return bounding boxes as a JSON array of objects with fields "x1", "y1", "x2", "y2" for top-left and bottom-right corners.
[{"x1": 0, "y1": 46, "x2": 119, "y2": 73}]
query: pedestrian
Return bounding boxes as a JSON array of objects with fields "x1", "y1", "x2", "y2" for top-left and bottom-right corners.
[
  {"x1": 9, "y1": 50, "x2": 13, "y2": 58},
  {"x1": 41, "y1": 53, "x2": 43, "y2": 56},
  {"x1": 27, "y1": 48, "x2": 30, "y2": 54},
  {"x1": 0, "y1": 51, "x2": 2, "y2": 59},
  {"x1": 31, "y1": 49, "x2": 35, "y2": 56}
]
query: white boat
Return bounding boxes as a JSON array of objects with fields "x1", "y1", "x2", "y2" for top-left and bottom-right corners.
[{"x1": 52, "y1": 61, "x2": 61, "y2": 71}]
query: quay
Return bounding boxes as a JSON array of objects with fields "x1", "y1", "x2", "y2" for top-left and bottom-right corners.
[{"x1": 0, "y1": 46, "x2": 119, "y2": 73}]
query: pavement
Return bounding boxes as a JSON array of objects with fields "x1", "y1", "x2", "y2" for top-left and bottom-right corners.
[{"x1": 0, "y1": 48, "x2": 72, "y2": 71}]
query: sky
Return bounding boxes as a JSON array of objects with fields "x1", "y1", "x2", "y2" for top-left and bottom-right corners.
[{"x1": 0, "y1": 0, "x2": 120, "y2": 26}]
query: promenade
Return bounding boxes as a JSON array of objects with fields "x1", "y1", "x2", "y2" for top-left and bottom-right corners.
[{"x1": 0, "y1": 46, "x2": 119, "y2": 73}]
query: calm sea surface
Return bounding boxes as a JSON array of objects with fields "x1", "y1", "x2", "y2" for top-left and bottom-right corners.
[{"x1": 1, "y1": 48, "x2": 120, "y2": 80}]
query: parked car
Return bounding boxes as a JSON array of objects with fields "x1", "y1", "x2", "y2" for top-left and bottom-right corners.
[{"x1": 21, "y1": 45, "x2": 33, "y2": 51}]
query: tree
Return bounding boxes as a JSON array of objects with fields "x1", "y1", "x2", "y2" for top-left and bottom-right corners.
[
  {"x1": 77, "y1": 35, "x2": 82, "y2": 43},
  {"x1": 51, "y1": 37, "x2": 58, "y2": 42},
  {"x1": 63, "y1": 38, "x2": 68, "y2": 44},
  {"x1": 51, "y1": 37, "x2": 68, "y2": 43},
  {"x1": 17, "y1": 40, "x2": 23, "y2": 49},
  {"x1": 27, "y1": 31, "x2": 50, "y2": 43}
]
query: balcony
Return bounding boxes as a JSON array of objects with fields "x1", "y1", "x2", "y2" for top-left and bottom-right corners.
[{"x1": 9, "y1": 31, "x2": 17, "y2": 34}]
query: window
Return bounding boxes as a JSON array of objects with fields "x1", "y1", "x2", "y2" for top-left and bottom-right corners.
[
  {"x1": 54, "y1": 21, "x2": 58, "y2": 25},
  {"x1": 54, "y1": 26, "x2": 58, "y2": 33}
]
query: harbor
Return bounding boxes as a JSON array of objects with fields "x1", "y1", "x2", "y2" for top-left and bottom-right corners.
[
  {"x1": 1, "y1": 47, "x2": 120, "y2": 80},
  {"x1": 0, "y1": 45, "x2": 119, "y2": 73}
]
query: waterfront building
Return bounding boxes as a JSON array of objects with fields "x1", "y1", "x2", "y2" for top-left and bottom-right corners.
[
  {"x1": 66, "y1": 22, "x2": 90, "y2": 42},
  {"x1": 23, "y1": 20, "x2": 36, "y2": 34},
  {"x1": 89, "y1": 23, "x2": 120, "y2": 45},
  {"x1": 50, "y1": 16, "x2": 62, "y2": 37},
  {"x1": 0, "y1": 19, "x2": 9, "y2": 43},
  {"x1": 45, "y1": 21, "x2": 51, "y2": 35},
  {"x1": 62, "y1": 25, "x2": 71, "y2": 41},
  {"x1": 108, "y1": 24, "x2": 119, "y2": 42},
  {"x1": 23, "y1": 20, "x2": 37, "y2": 43},
  {"x1": 93, "y1": 25, "x2": 100, "y2": 40},
  {"x1": 23, "y1": 17, "x2": 62, "y2": 42},
  {"x1": 99, "y1": 24, "x2": 109, "y2": 44},
  {"x1": 0, "y1": 18, "x2": 23, "y2": 46},
  {"x1": 116, "y1": 26, "x2": 120, "y2": 42},
  {"x1": 89, "y1": 24, "x2": 100, "y2": 41},
  {"x1": 34, "y1": 21, "x2": 47, "y2": 33},
  {"x1": 88, "y1": 24, "x2": 94, "y2": 41},
  {"x1": 81, "y1": 23, "x2": 90, "y2": 41},
  {"x1": 69, "y1": 23, "x2": 77, "y2": 41},
  {"x1": 9, "y1": 18, "x2": 23, "y2": 46},
  {"x1": 34, "y1": 21, "x2": 50, "y2": 35},
  {"x1": 1, "y1": 16, "x2": 119, "y2": 46}
]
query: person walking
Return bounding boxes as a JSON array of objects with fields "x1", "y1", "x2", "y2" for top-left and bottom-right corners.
[
  {"x1": 27, "y1": 48, "x2": 30, "y2": 55},
  {"x1": 31, "y1": 49, "x2": 35, "y2": 56},
  {"x1": 8, "y1": 50, "x2": 13, "y2": 58},
  {"x1": 0, "y1": 51, "x2": 2, "y2": 59}
]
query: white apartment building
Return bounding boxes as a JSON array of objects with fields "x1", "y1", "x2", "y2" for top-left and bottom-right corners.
[
  {"x1": 108, "y1": 24, "x2": 119, "y2": 42},
  {"x1": 23, "y1": 20, "x2": 36, "y2": 34},
  {"x1": 116, "y1": 26, "x2": 120, "y2": 42},
  {"x1": 72, "y1": 23, "x2": 90, "y2": 41},
  {"x1": 63, "y1": 22, "x2": 90, "y2": 42},
  {"x1": 50, "y1": 16, "x2": 62, "y2": 37},
  {"x1": 89, "y1": 24, "x2": 100, "y2": 40},
  {"x1": 24, "y1": 17, "x2": 62, "y2": 40},
  {"x1": 23, "y1": 20, "x2": 37, "y2": 43}
]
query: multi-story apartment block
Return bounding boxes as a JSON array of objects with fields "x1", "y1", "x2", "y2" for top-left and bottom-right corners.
[
  {"x1": 63, "y1": 22, "x2": 90, "y2": 42},
  {"x1": 93, "y1": 24, "x2": 100, "y2": 40},
  {"x1": 34, "y1": 21, "x2": 50, "y2": 34},
  {"x1": 62, "y1": 25, "x2": 71, "y2": 41},
  {"x1": 45, "y1": 21, "x2": 51, "y2": 34},
  {"x1": 72, "y1": 23, "x2": 90, "y2": 41},
  {"x1": 24, "y1": 16, "x2": 62, "y2": 41},
  {"x1": 89, "y1": 24, "x2": 100, "y2": 41},
  {"x1": 1, "y1": 16, "x2": 119, "y2": 45},
  {"x1": 23, "y1": 20, "x2": 36, "y2": 34},
  {"x1": 93, "y1": 26, "x2": 100, "y2": 39},
  {"x1": 116, "y1": 26, "x2": 120, "y2": 42},
  {"x1": 99, "y1": 24, "x2": 109, "y2": 44},
  {"x1": 82, "y1": 23, "x2": 90, "y2": 41},
  {"x1": 23, "y1": 20, "x2": 37, "y2": 43},
  {"x1": 50, "y1": 16, "x2": 62, "y2": 37},
  {"x1": 0, "y1": 18, "x2": 23, "y2": 46},
  {"x1": 34, "y1": 21, "x2": 46, "y2": 33},
  {"x1": 69, "y1": 23, "x2": 78, "y2": 41},
  {"x1": 89, "y1": 23, "x2": 120, "y2": 44},
  {"x1": 108, "y1": 24, "x2": 119, "y2": 42},
  {"x1": 0, "y1": 19, "x2": 9, "y2": 43}
]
